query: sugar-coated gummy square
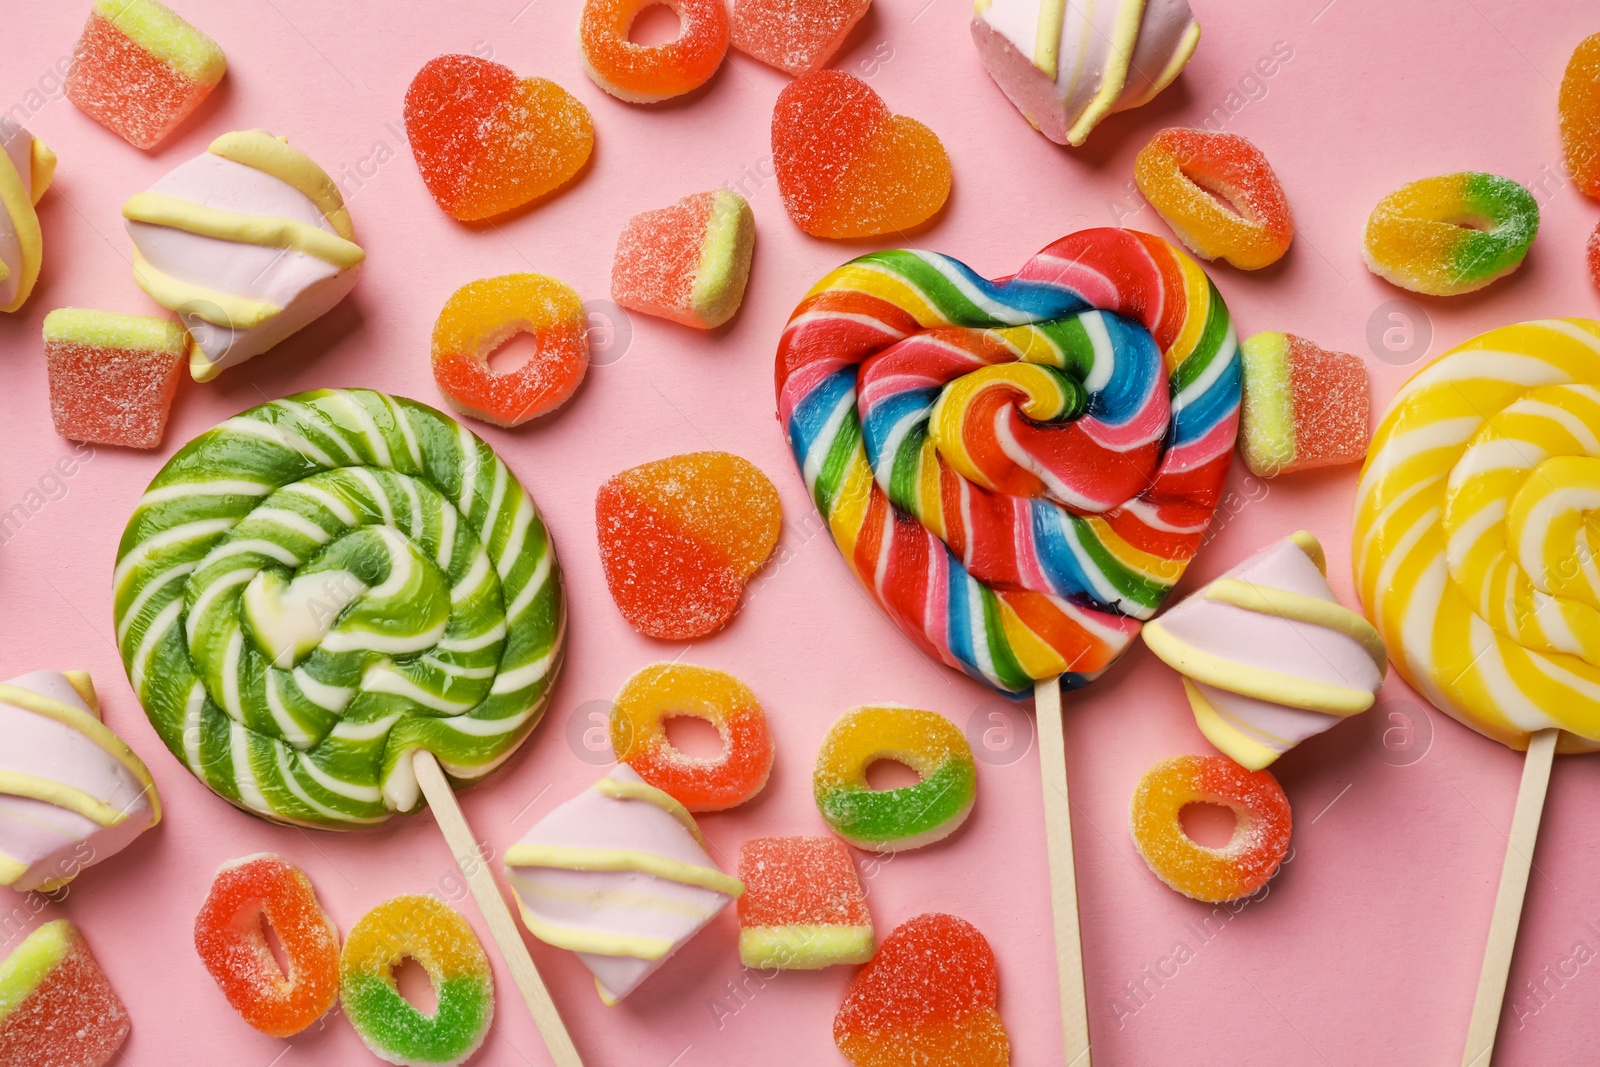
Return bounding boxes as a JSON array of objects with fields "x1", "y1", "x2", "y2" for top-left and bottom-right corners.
[
  {"x1": 611, "y1": 190, "x2": 755, "y2": 329},
  {"x1": 43, "y1": 308, "x2": 188, "y2": 449},
  {"x1": 0, "y1": 920, "x2": 130, "y2": 1067},
  {"x1": 65, "y1": 0, "x2": 226, "y2": 150},
  {"x1": 737, "y1": 836, "x2": 874, "y2": 969},
  {"x1": 1240, "y1": 331, "x2": 1369, "y2": 478}
]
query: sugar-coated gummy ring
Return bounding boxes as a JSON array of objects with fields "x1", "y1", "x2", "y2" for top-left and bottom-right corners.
[
  {"x1": 579, "y1": 0, "x2": 729, "y2": 103},
  {"x1": 1129, "y1": 754, "x2": 1291, "y2": 903},
  {"x1": 192, "y1": 854, "x2": 340, "y2": 1038},
  {"x1": 1355, "y1": 319, "x2": 1600, "y2": 749},
  {"x1": 431, "y1": 273, "x2": 590, "y2": 428},
  {"x1": 611, "y1": 663, "x2": 774, "y2": 811},
  {"x1": 813, "y1": 705, "x2": 978, "y2": 852},
  {"x1": 776, "y1": 227, "x2": 1241, "y2": 697},
  {"x1": 1133, "y1": 128, "x2": 1294, "y2": 270},
  {"x1": 113, "y1": 389, "x2": 565, "y2": 830},
  {"x1": 1362, "y1": 172, "x2": 1539, "y2": 297},
  {"x1": 340, "y1": 895, "x2": 494, "y2": 1067}
]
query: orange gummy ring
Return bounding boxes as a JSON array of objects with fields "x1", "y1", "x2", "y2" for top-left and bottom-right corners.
[
  {"x1": 430, "y1": 273, "x2": 590, "y2": 428},
  {"x1": 1129, "y1": 755, "x2": 1291, "y2": 903},
  {"x1": 579, "y1": 0, "x2": 730, "y2": 103},
  {"x1": 610, "y1": 663, "x2": 773, "y2": 811},
  {"x1": 192, "y1": 854, "x2": 341, "y2": 1038}
]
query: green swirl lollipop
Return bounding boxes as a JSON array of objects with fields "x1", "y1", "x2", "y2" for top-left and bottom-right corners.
[{"x1": 113, "y1": 388, "x2": 565, "y2": 829}]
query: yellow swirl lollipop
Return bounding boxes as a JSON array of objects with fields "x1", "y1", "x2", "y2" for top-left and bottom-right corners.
[
  {"x1": 1354, "y1": 317, "x2": 1600, "y2": 1066},
  {"x1": 1354, "y1": 318, "x2": 1600, "y2": 749}
]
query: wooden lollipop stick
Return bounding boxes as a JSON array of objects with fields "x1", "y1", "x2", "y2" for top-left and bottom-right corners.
[
  {"x1": 1034, "y1": 679, "x2": 1092, "y2": 1066},
  {"x1": 1461, "y1": 728, "x2": 1558, "y2": 1067},
  {"x1": 414, "y1": 750, "x2": 585, "y2": 1067}
]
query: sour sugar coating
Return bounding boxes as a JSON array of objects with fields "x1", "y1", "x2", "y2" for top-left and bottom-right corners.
[
  {"x1": 1354, "y1": 319, "x2": 1600, "y2": 750},
  {"x1": 1361, "y1": 172, "x2": 1539, "y2": 297},
  {"x1": 776, "y1": 228, "x2": 1241, "y2": 696},
  {"x1": 1130, "y1": 754, "x2": 1291, "y2": 902},
  {"x1": 123, "y1": 130, "x2": 364, "y2": 381},
  {"x1": 834, "y1": 913, "x2": 1009, "y2": 1067},
  {"x1": 504, "y1": 765, "x2": 743, "y2": 1004},
  {"x1": 1142, "y1": 532, "x2": 1387, "y2": 770},
  {"x1": 772, "y1": 71, "x2": 952, "y2": 239},
  {"x1": 1238, "y1": 331, "x2": 1369, "y2": 478},
  {"x1": 340, "y1": 895, "x2": 493, "y2": 1067},
  {"x1": 596, "y1": 452, "x2": 781, "y2": 640},
  {"x1": 0, "y1": 671, "x2": 159, "y2": 895},
  {"x1": 65, "y1": 0, "x2": 225, "y2": 149},
  {"x1": 971, "y1": 0, "x2": 1199, "y2": 147},
  {"x1": 430, "y1": 273, "x2": 590, "y2": 428},
  {"x1": 1134, "y1": 128, "x2": 1293, "y2": 270},
  {"x1": 612, "y1": 190, "x2": 755, "y2": 329},
  {"x1": 113, "y1": 390, "x2": 565, "y2": 829},
  {"x1": 43, "y1": 309, "x2": 188, "y2": 449},
  {"x1": 404, "y1": 55, "x2": 593, "y2": 222},
  {"x1": 1560, "y1": 33, "x2": 1600, "y2": 200},
  {"x1": 0, "y1": 123, "x2": 54, "y2": 314},
  {"x1": 193, "y1": 854, "x2": 340, "y2": 1038},
  {"x1": 730, "y1": 0, "x2": 872, "y2": 75},
  {"x1": 580, "y1": 0, "x2": 729, "y2": 102},
  {"x1": 1590, "y1": 223, "x2": 1600, "y2": 291},
  {"x1": 814, "y1": 705, "x2": 977, "y2": 852},
  {"x1": 610, "y1": 663, "x2": 773, "y2": 811},
  {"x1": 0, "y1": 921, "x2": 129, "y2": 1067},
  {"x1": 738, "y1": 835, "x2": 874, "y2": 969}
]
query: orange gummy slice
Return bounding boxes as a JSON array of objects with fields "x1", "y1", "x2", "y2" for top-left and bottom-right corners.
[
  {"x1": 404, "y1": 54, "x2": 593, "y2": 221},
  {"x1": 595, "y1": 452, "x2": 781, "y2": 640},
  {"x1": 730, "y1": 0, "x2": 871, "y2": 76},
  {"x1": 772, "y1": 71, "x2": 951, "y2": 239},
  {"x1": 1562, "y1": 33, "x2": 1600, "y2": 200},
  {"x1": 834, "y1": 913, "x2": 1010, "y2": 1067}
]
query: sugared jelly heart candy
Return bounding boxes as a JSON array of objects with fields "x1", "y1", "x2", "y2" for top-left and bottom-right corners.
[
  {"x1": 1560, "y1": 33, "x2": 1600, "y2": 200},
  {"x1": 834, "y1": 913, "x2": 1010, "y2": 1067},
  {"x1": 596, "y1": 452, "x2": 781, "y2": 640},
  {"x1": 730, "y1": 0, "x2": 871, "y2": 76},
  {"x1": 772, "y1": 70, "x2": 951, "y2": 239},
  {"x1": 404, "y1": 54, "x2": 593, "y2": 222}
]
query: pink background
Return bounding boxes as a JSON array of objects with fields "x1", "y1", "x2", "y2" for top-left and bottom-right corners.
[{"x1": 3, "y1": 0, "x2": 1599, "y2": 1063}]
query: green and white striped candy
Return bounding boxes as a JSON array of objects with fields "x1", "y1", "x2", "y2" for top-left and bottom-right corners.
[{"x1": 113, "y1": 389, "x2": 565, "y2": 829}]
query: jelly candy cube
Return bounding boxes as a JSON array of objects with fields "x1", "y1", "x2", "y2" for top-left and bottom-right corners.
[
  {"x1": 738, "y1": 836, "x2": 874, "y2": 969},
  {"x1": 65, "y1": 0, "x2": 226, "y2": 149},
  {"x1": 43, "y1": 308, "x2": 187, "y2": 449},
  {"x1": 612, "y1": 190, "x2": 755, "y2": 329},
  {"x1": 1239, "y1": 331, "x2": 1369, "y2": 477},
  {"x1": 0, "y1": 920, "x2": 130, "y2": 1067}
]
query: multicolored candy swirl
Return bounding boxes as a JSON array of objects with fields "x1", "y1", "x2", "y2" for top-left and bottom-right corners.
[
  {"x1": 776, "y1": 228, "x2": 1240, "y2": 695},
  {"x1": 114, "y1": 389, "x2": 565, "y2": 828}
]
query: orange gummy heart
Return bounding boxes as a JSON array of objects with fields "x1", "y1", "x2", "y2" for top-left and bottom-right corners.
[
  {"x1": 834, "y1": 913, "x2": 1010, "y2": 1067},
  {"x1": 404, "y1": 54, "x2": 593, "y2": 222},
  {"x1": 772, "y1": 70, "x2": 951, "y2": 239},
  {"x1": 596, "y1": 452, "x2": 781, "y2": 640}
]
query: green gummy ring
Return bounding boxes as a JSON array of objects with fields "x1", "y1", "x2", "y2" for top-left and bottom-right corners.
[
  {"x1": 341, "y1": 895, "x2": 493, "y2": 1066},
  {"x1": 813, "y1": 705, "x2": 979, "y2": 852},
  {"x1": 113, "y1": 389, "x2": 565, "y2": 829}
]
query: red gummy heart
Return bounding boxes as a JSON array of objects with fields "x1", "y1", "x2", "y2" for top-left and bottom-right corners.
[
  {"x1": 833, "y1": 913, "x2": 1010, "y2": 1067},
  {"x1": 772, "y1": 71, "x2": 951, "y2": 239}
]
